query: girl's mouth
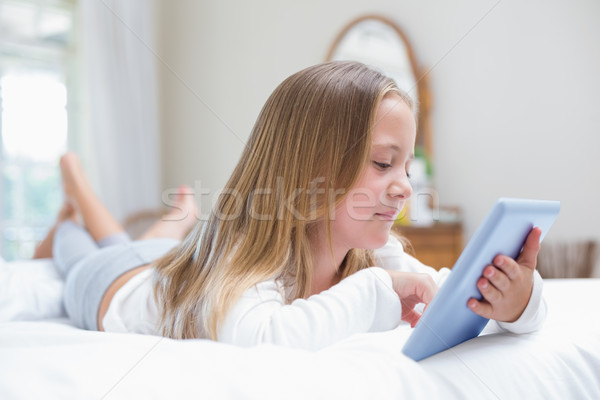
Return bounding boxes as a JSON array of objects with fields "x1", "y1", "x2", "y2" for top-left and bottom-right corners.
[{"x1": 374, "y1": 211, "x2": 398, "y2": 221}]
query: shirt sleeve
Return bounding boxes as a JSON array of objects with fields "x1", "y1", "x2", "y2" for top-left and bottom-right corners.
[
  {"x1": 218, "y1": 267, "x2": 402, "y2": 350},
  {"x1": 374, "y1": 235, "x2": 547, "y2": 334}
]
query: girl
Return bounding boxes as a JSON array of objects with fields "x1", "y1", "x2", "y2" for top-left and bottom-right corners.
[{"x1": 42, "y1": 61, "x2": 546, "y2": 350}]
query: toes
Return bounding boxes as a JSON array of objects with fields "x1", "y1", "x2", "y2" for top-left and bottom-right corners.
[
  {"x1": 59, "y1": 151, "x2": 81, "y2": 174},
  {"x1": 176, "y1": 185, "x2": 198, "y2": 217},
  {"x1": 178, "y1": 184, "x2": 194, "y2": 195}
]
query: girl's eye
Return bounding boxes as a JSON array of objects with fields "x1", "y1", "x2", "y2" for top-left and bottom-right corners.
[{"x1": 373, "y1": 161, "x2": 391, "y2": 170}]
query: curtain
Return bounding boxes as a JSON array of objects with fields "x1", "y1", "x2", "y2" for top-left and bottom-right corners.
[{"x1": 78, "y1": 0, "x2": 161, "y2": 222}]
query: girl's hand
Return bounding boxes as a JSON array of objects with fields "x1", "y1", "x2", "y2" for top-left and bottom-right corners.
[
  {"x1": 386, "y1": 270, "x2": 438, "y2": 327},
  {"x1": 468, "y1": 227, "x2": 542, "y2": 322}
]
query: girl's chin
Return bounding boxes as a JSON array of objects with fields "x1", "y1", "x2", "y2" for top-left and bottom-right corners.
[{"x1": 359, "y1": 230, "x2": 390, "y2": 250}]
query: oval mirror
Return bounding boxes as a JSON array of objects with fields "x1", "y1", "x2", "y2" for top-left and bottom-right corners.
[{"x1": 326, "y1": 15, "x2": 432, "y2": 159}]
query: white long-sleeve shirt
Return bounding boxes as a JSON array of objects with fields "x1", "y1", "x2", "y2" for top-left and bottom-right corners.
[{"x1": 102, "y1": 236, "x2": 547, "y2": 350}]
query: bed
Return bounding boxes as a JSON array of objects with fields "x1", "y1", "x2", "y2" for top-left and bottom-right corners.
[{"x1": 1, "y1": 258, "x2": 599, "y2": 399}]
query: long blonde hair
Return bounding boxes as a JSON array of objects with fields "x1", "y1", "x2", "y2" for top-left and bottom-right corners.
[{"x1": 154, "y1": 61, "x2": 413, "y2": 340}]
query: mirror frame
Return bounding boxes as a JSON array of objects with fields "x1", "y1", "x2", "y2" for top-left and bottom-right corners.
[{"x1": 326, "y1": 14, "x2": 432, "y2": 159}]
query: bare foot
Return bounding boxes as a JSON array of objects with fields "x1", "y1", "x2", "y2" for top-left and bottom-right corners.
[
  {"x1": 59, "y1": 152, "x2": 93, "y2": 207},
  {"x1": 33, "y1": 201, "x2": 78, "y2": 259},
  {"x1": 58, "y1": 152, "x2": 125, "y2": 242},
  {"x1": 138, "y1": 185, "x2": 198, "y2": 241}
]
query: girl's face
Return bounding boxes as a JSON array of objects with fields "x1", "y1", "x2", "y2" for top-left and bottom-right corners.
[{"x1": 332, "y1": 94, "x2": 416, "y2": 250}]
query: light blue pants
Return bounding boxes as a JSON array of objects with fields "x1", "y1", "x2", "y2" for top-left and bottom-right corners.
[{"x1": 53, "y1": 221, "x2": 178, "y2": 331}]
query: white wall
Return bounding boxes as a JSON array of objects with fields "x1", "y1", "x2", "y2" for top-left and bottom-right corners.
[{"x1": 158, "y1": 0, "x2": 600, "y2": 244}]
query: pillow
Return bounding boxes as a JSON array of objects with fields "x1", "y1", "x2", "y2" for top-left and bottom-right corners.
[{"x1": 0, "y1": 258, "x2": 66, "y2": 322}]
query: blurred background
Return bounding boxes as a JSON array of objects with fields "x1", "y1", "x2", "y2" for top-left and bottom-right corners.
[{"x1": 1, "y1": 0, "x2": 598, "y2": 276}]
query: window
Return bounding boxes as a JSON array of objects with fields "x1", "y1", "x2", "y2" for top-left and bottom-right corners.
[{"x1": 0, "y1": 0, "x2": 78, "y2": 260}]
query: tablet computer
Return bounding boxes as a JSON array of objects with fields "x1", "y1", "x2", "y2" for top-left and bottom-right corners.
[{"x1": 401, "y1": 198, "x2": 560, "y2": 361}]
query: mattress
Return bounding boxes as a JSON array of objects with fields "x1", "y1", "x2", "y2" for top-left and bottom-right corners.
[{"x1": 0, "y1": 258, "x2": 598, "y2": 399}]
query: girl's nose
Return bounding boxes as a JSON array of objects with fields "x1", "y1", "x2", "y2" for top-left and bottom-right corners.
[{"x1": 388, "y1": 173, "x2": 412, "y2": 200}]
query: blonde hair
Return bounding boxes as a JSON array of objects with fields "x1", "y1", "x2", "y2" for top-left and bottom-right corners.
[{"x1": 153, "y1": 61, "x2": 414, "y2": 340}]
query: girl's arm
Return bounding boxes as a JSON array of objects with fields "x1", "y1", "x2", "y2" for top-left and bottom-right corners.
[
  {"x1": 218, "y1": 267, "x2": 431, "y2": 350},
  {"x1": 374, "y1": 235, "x2": 547, "y2": 334}
]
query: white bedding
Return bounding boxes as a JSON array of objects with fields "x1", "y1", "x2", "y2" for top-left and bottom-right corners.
[{"x1": 1, "y1": 259, "x2": 599, "y2": 399}]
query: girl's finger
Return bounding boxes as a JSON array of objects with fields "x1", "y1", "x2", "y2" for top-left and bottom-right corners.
[
  {"x1": 484, "y1": 265, "x2": 510, "y2": 292},
  {"x1": 478, "y1": 277, "x2": 502, "y2": 304},
  {"x1": 492, "y1": 256, "x2": 519, "y2": 280},
  {"x1": 468, "y1": 298, "x2": 493, "y2": 319},
  {"x1": 516, "y1": 227, "x2": 542, "y2": 270}
]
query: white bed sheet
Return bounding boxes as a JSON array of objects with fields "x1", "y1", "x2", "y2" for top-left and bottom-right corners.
[{"x1": 0, "y1": 259, "x2": 599, "y2": 399}]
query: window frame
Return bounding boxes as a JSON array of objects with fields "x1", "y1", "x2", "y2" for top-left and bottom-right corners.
[{"x1": 0, "y1": 0, "x2": 80, "y2": 259}]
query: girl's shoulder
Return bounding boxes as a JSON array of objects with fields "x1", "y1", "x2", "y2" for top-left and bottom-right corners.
[{"x1": 242, "y1": 278, "x2": 287, "y2": 303}]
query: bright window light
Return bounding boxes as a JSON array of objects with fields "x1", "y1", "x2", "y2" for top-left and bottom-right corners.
[{"x1": 1, "y1": 73, "x2": 68, "y2": 162}]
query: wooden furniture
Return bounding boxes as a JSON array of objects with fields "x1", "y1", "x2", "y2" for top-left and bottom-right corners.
[{"x1": 393, "y1": 223, "x2": 463, "y2": 270}]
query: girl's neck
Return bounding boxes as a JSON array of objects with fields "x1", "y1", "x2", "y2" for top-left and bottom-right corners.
[{"x1": 308, "y1": 224, "x2": 348, "y2": 296}]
